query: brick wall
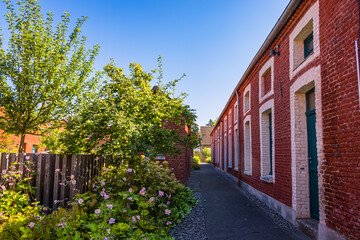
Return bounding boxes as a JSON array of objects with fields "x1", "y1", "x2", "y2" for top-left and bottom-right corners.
[
  {"x1": 211, "y1": 0, "x2": 360, "y2": 239},
  {"x1": 319, "y1": 0, "x2": 360, "y2": 238}
]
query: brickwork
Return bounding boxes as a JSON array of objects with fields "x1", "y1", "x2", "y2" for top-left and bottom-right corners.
[{"x1": 210, "y1": 0, "x2": 360, "y2": 238}]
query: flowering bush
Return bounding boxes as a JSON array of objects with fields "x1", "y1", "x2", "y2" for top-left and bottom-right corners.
[{"x1": 0, "y1": 157, "x2": 197, "y2": 239}]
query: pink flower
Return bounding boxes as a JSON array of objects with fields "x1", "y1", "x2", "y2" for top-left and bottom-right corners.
[
  {"x1": 78, "y1": 199, "x2": 84, "y2": 204},
  {"x1": 25, "y1": 156, "x2": 30, "y2": 160},
  {"x1": 122, "y1": 209, "x2": 126, "y2": 213},
  {"x1": 109, "y1": 218, "x2": 115, "y2": 224},
  {"x1": 26, "y1": 168, "x2": 31, "y2": 172},
  {"x1": 95, "y1": 209, "x2": 100, "y2": 214},
  {"x1": 165, "y1": 209, "x2": 171, "y2": 215},
  {"x1": 129, "y1": 188, "x2": 132, "y2": 193},
  {"x1": 28, "y1": 222, "x2": 35, "y2": 228},
  {"x1": 132, "y1": 216, "x2": 136, "y2": 222},
  {"x1": 8, "y1": 183, "x2": 12, "y2": 186},
  {"x1": 136, "y1": 215, "x2": 140, "y2": 220},
  {"x1": 104, "y1": 194, "x2": 109, "y2": 199},
  {"x1": 139, "y1": 189, "x2": 145, "y2": 195},
  {"x1": 37, "y1": 215, "x2": 42, "y2": 220},
  {"x1": 123, "y1": 177, "x2": 126, "y2": 181},
  {"x1": 167, "y1": 201, "x2": 170, "y2": 205},
  {"x1": 93, "y1": 183, "x2": 96, "y2": 188},
  {"x1": 55, "y1": 169, "x2": 61, "y2": 173},
  {"x1": 71, "y1": 180, "x2": 76, "y2": 185},
  {"x1": 100, "y1": 180, "x2": 105, "y2": 187},
  {"x1": 59, "y1": 182, "x2": 65, "y2": 186},
  {"x1": 124, "y1": 193, "x2": 127, "y2": 197},
  {"x1": 70, "y1": 175, "x2": 75, "y2": 179},
  {"x1": 106, "y1": 228, "x2": 110, "y2": 234},
  {"x1": 126, "y1": 168, "x2": 132, "y2": 173},
  {"x1": 95, "y1": 157, "x2": 99, "y2": 161},
  {"x1": 159, "y1": 191, "x2": 164, "y2": 197},
  {"x1": 107, "y1": 204, "x2": 113, "y2": 209},
  {"x1": 149, "y1": 197, "x2": 154, "y2": 202},
  {"x1": 167, "y1": 221, "x2": 172, "y2": 225},
  {"x1": 128, "y1": 197, "x2": 133, "y2": 201},
  {"x1": 54, "y1": 200, "x2": 59, "y2": 204},
  {"x1": 2, "y1": 170, "x2": 6, "y2": 174},
  {"x1": 1, "y1": 186, "x2": 5, "y2": 191},
  {"x1": 43, "y1": 207, "x2": 47, "y2": 211}
]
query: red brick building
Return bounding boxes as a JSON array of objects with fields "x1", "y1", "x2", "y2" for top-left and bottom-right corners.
[{"x1": 211, "y1": 0, "x2": 360, "y2": 239}]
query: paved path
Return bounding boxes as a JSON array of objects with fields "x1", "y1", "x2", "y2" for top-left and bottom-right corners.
[{"x1": 200, "y1": 164, "x2": 310, "y2": 240}]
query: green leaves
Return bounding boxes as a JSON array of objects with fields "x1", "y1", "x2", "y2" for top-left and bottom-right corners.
[{"x1": 0, "y1": 0, "x2": 99, "y2": 153}]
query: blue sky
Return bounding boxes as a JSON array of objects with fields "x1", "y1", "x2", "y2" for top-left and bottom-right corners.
[{"x1": 1, "y1": 0, "x2": 290, "y2": 126}]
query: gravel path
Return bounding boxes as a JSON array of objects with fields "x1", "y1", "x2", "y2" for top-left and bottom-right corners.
[{"x1": 170, "y1": 170, "x2": 207, "y2": 240}]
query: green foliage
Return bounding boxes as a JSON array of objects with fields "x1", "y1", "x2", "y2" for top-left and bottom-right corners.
[
  {"x1": 202, "y1": 147, "x2": 211, "y2": 158},
  {"x1": 0, "y1": 157, "x2": 197, "y2": 239},
  {"x1": 39, "y1": 128, "x2": 64, "y2": 154},
  {"x1": 205, "y1": 157, "x2": 211, "y2": 164},
  {"x1": 0, "y1": 160, "x2": 39, "y2": 239},
  {"x1": 0, "y1": 133, "x2": 17, "y2": 153},
  {"x1": 191, "y1": 156, "x2": 200, "y2": 170},
  {"x1": 0, "y1": 0, "x2": 99, "y2": 153},
  {"x1": 59, "y1": 58, "x2": 199, "y2": 163}
]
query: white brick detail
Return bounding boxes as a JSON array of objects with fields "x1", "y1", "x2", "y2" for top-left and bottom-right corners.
[
  {"x1": 259, "y1": 57, "x2": 275, "y2": 104},
  {"x1": 289, "y1": 1, "x2": 320, "y2": 79},
  {"x1": 243, "y1": 84, "x2": 251, "y2": 114},
  {"x1": 243, "y1": 115, "x2": 252, "y2": 175},
  {"x1": 290, "y1": 65, "x2": 323, "y2": 221},
  {"x1": 259, "y1": 99, "x2": 275, "y2": 182}
]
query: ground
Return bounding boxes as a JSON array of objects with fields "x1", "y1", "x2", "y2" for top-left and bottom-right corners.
[{"x1": 171, "y1": 164, "x2": 310, "y2": 240}]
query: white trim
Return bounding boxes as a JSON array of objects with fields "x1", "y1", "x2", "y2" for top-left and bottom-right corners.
[
  {"x1": 243, "y1": 114, "x2": 252, "y2": 175},
  {"x1": 243, "y1": 84, "x2": 251, "y2": 114},
  {"x1": 259, "y1": 57, "x2": 275, "y2": 103},
  {"x1": 289, "y1": 1, "x2": 320, "y2": 79},
  {"x1": 290, "y1": 66, "x2": 323, "y2": 222},
  {"x1": 259, "y1": 99, "x2": 275, "y2": 182}
]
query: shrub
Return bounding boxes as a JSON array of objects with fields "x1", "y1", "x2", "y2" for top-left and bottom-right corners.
[
  {"x1": 191, "y1": 156, "x2": 200, "y2": 170},
  {"x1": 0, "y1": 157, "x2": 197, "y2": 239},
  {"x1": 205, "y1": 157, "x2": 211, "y2": 164}
]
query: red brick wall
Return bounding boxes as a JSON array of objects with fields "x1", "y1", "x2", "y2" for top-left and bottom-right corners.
[
  {"x1": 319, "y1": 0, "x2": 360, "y2": 238},
  {"x1": 263, "y1": 69, "x2": 272, "y2": 95},
  {"x1": 0, "y1": 130, "x2": 43, "y2": 153},
  {"x1": 214, "y1": 0, "x2": 314, "y2": 208},
  {"x1": 161, "y1": 120, "x2": 192, "y2": 184}
]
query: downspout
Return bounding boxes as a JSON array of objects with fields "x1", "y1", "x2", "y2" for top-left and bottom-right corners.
[
  {"x1": 356, "y1": 0, "x2": 360, "y2": 110},
  {"x1": 236, "y1": 91, "x2": 241, "y2": 187}
]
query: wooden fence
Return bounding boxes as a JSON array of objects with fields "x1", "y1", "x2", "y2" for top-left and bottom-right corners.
[{"x1": 0, "y1": 153, "x2": 109, "y2": 209}]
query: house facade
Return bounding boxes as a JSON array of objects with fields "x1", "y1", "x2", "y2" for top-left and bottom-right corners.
[
  {"x1": 211, "y1": 0, "x2": 360, "y2": 239},
  {"x1": 200, "y1": 126, "x2": 213, "y2": 162}
]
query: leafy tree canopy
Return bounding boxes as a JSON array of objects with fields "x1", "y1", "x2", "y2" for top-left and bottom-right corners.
[
  {"x1": 0, "y1": 0, "x2": 99, "y2": 153},
  {"x1": 59, "y1": 57, "x2": 200, "y2": 164}
]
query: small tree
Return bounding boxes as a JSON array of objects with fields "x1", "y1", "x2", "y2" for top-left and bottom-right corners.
[
  {"x1": 60, "y1": 58, "x2": 199, "y2": 165},
  {"x1": 0, "y1": 0, "x2": 99, "y2": 153}
]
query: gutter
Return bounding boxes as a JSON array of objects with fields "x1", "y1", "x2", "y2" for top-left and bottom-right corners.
[{"x1": 211, "y1": 0, "x2": 302, "y2": 132}]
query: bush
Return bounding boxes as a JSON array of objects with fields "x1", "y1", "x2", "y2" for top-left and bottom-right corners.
[
  {"x1": 191, "y1": 156, "x2": 200, "y2": 170},
  {"x1": 0, "y1": 157, "x2": 198, "y2": 239},
  {"x1": 205, "y1": 157, "x2": 211, "y2": 164}
]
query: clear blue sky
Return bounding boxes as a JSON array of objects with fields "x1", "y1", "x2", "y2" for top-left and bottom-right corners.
[{"x1": 1, "y1": 0, "x2": 290, "y2": 126}]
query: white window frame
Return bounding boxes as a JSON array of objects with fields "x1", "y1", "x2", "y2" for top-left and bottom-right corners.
[
  {"x1": 243, "y1": 114, "x2": 252, "y2": 175},
  {"x1": 259, "y1": 99, "x2": 275, "y2": 183},
  {"x1": 243, "y1": 84, "x2": 251, "y2": 114},
  {"x1": 259, "y1": 57, "x2": 274, "y2": 104}
]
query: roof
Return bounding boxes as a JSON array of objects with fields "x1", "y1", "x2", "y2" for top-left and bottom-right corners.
[{"x1": 212, "y1": 0, "x2": 302, "y2": 132}]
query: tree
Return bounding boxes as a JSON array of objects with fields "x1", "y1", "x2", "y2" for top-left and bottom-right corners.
[
  {"x1": 206, "y1": 118, "x2": 217, "y2": 127},
  {"x1": 0, "y1": 0, "x2": 99, "y2": 153},
  {"x1": 59, "y1": 58, "x2": 199, "y2": 164}
]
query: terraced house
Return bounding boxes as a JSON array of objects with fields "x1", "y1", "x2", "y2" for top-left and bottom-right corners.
[{"x1": 211, "y1": 0, "x2": 360, "y2": 239}]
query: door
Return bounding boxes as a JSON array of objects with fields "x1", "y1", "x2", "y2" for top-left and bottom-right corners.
[{"x1": 306, "y1": 88, "x2": 319, "y2": 220}]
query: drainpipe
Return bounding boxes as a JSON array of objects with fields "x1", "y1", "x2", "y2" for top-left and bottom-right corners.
[
  {"x1": 356, "y1": 0, "x2": 360, "y2": 110},
  {"x1": 236, "y1": 91, "x2": 241, "y2": 187}
]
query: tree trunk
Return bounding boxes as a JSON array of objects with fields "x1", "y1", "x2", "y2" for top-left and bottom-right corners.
[{"x1": 18, "y1": 133, "x2": 26, "y2": 154}]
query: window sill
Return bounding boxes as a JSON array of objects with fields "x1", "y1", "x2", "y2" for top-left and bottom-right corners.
[
  {"x1": 260, "y1": 175, "x2": 274, "y2": 183},
  {"x1": 243, "y1": 109, "x2": 250, "y2": 115},
  {"x1": 244, "y1": 170, "x2": 252, "y2": 176},
  {"x1": 293, "y1": 51, "x2": 314, "y2": 71}
]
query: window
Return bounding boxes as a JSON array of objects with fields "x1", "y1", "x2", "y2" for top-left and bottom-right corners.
[
  {"x1": 259, "y1": 57, "x2": 274, "y2": 103},
  {"x1": 304, "y1": 32, "x2": 313, "y2": 58},
  {"x1": 228, "y1": 129, "x2": 232, "y2": 168},
  {"x1": 243, "y1": 84, "x2": 251, "y2": 114},
  {"x1": 224, "y1": 117, "x2": 227, "y2": 132},
  {"x1": 234, "y1": 128, "x2": 239, "y2": 170},
  {"x1": 289, "y1": 1, "x2": 319, "y2": 79},
  {"x1": 243, "y1": 115, "x2": 252, "y2": 175},
  {"x1": 259, "y1": 99, "x2": 274, "y2": 183},
  {"x1": 32, "y1": 145, "x2": 37, "y2": 153},
  {"x1": 229, "y1": 111, "x2": 232, "y2": 129},
  {"x1": 234, "y1": 103, "x2": 238, "y2": 122}
]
